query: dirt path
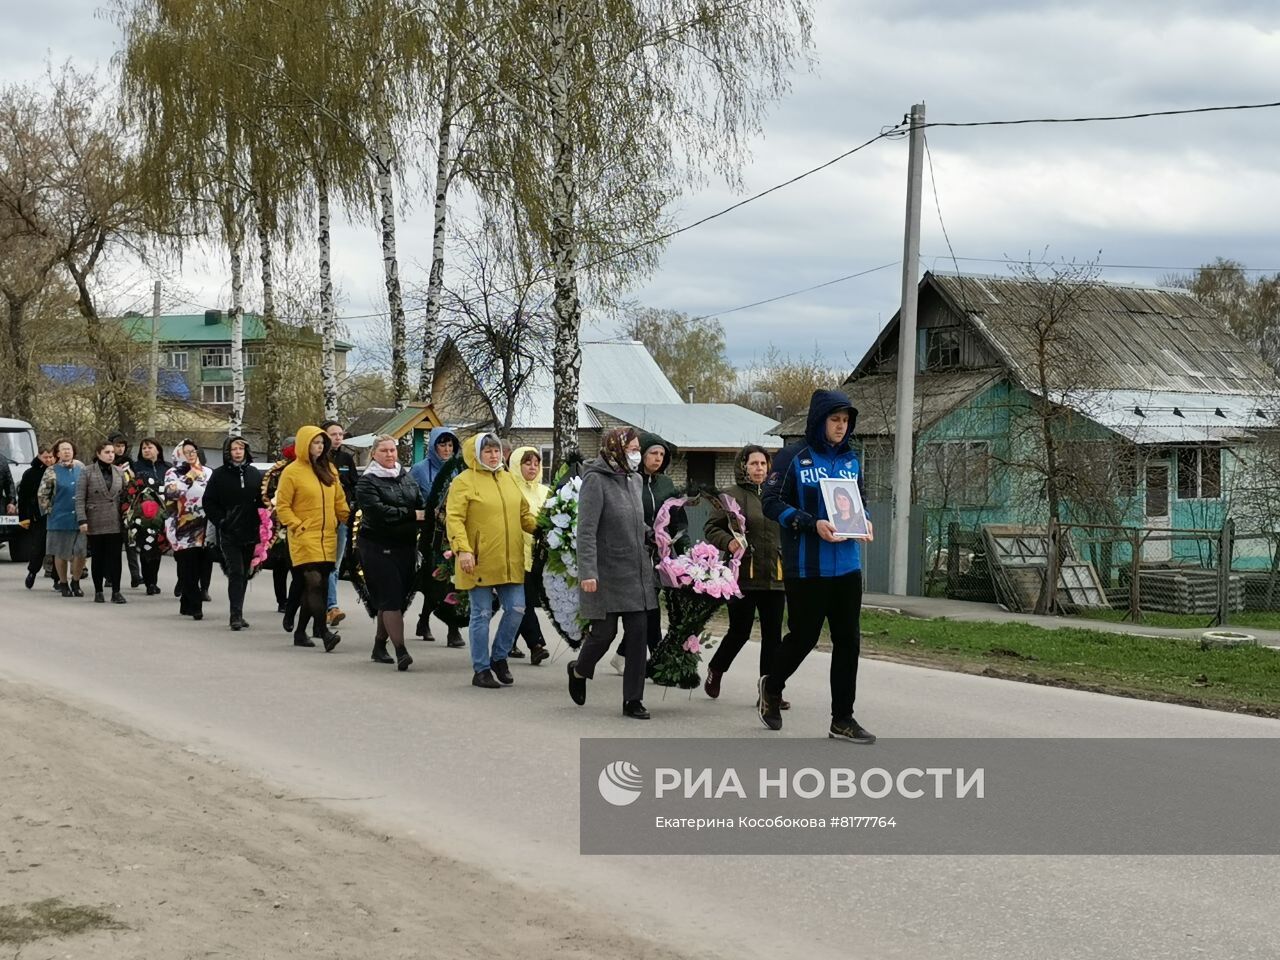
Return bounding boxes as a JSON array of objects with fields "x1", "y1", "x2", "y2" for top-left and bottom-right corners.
[{"x1": 0, "y1": 680, "x2": 690, "y2": 960}]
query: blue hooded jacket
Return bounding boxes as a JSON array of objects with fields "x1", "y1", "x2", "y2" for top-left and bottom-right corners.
[
  {"x1": 762, "y1": 389, "x2": 867, "y2": 578},
  {"x1": 410, "y1": 426, "x2": 460, "y2": 501}
]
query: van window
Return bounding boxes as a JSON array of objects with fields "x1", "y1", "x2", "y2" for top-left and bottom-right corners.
[{"x1": 0, "y1": 429, "x2": 35, "y2": 464}]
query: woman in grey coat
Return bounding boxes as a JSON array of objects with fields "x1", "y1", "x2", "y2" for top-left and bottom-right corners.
[
  {"x1": 566, "y1": 427, "x2": 658, "y2": 719},
  {"x1": 76, "y1": 440, "x2": 128, "y2": 604}
]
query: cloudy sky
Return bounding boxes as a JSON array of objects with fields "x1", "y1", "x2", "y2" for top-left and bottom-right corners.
[{"x1": 8, "y1": 1, "x2": 1280, "y2": 373}]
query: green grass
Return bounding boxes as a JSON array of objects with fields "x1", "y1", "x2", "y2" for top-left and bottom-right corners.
[
  {"x1": 1072, "y1": 608, "x2": 1280, "y2": 631},
  {"x1": 859, "y1": 611, "x2": 1280, "y2": 717},
  {"x1": 0, "y1": 898, "x2": 123, "y2": 945}
]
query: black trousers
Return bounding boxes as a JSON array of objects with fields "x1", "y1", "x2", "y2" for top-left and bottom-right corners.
[
  {"x1": 576, "y1": 610, "x2": 649, "y2": 703},
  {"x1": 517, "y1": 566, "x2": 545, "y2": 647},
  {"x1": 708, "y1": 589, "x2": 786, "y2": 677},
  {"x1": 125, "y1": 539, "x2": 142, "y2": 585},
  {"x1": 176, "y1": 548, "x2": 207, "y2": 615},
  {"x1": 616, "y1": 606, "x2": 661, "y2": 655},
  {"x1": 140, "y1": 549, "x2": 162, "y2": 588},
  {"x1": 87, "y1": 532, "x2": 124, "y2": 593},
  {"x1": 765, "y1": 570, "x2": 863, "y2": 722},
  {"x1": 221, "y1": 539, "x2": 256, "y2": 619},
  {"x1": 26, "y1": 518, "x2": 47, "y2": 576}
]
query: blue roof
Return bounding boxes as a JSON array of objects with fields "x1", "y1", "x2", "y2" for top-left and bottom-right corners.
[{"x1": 41, "y1": 364, "x2": 191, "y2": 400}]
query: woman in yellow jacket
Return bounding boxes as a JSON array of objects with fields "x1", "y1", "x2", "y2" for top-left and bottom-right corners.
[
  {"x1": 275, "y1": 424, "x2": 350, "y2": 652},
  {"x1": 445, "y1": 433, "x2": 537, "y2": 688},
  {"x1": 509, "y1": 446, "x2": 551, "y2": 665}
]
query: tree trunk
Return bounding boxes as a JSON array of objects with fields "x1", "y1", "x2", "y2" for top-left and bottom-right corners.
[
  {"x1": 318, "y1": 170, "x2": 338, "y2": 421},
  {"x1": 376, "y1": 132, "x2": 409, "y2": 411},
  {"x1": 228, "y1": 219, "x2": 246, "y2": 437},
  {"x1": 548, "y1": 2, "x2": 582, "y2": 463},
  {"x1": 2, "y1": 294, "x2": 34, "y2": 421},
  {"x1": 416, "y1": 56, "x2": 457, "y2": 404},
  {"x1": 255, "y1": 201, "x2": 282, "y2": 456}
]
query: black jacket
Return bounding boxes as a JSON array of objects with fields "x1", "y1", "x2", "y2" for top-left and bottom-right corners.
[
  {"x1": 0, "y1": 459, "x2": 15, "y2": 513},
  {"x1": 356, "y1": 467, "x2": 424, "y2": 547},
  {"x1": 15, "y1": 457, "x2": 42, "y2": 521},
  {"x1": 130, "y1": 456, "x2": 169, "y2": 486},
  {"x1": 329, "y1": 446, "x2": 359, "y2": 515},
  {"x1": 637, "y1": 431, "x2": 678, "y2": 528},
  {"x1": 203, "y1": 437, "x2": 265, "y2": 544},
  {"x1": 705, "y1": 447, "x2": 784, "y2": 592}
]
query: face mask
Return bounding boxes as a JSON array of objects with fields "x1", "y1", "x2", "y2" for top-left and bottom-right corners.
[{"x1": 626, "y1": 451, "x2": 642, "y2": 471}]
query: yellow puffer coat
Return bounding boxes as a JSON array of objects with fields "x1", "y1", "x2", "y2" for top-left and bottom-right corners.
[
  {"x1": 275, "y1": 424, "x2": 351, "y2": 566},
  {"x1": 508, "y1": 446, "x2": 550, "y2": 572},
  {"x1": 446, "y1": 435, "x2": 537, "y2": 590}
]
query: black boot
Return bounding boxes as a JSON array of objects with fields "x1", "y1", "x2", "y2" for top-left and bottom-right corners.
[
  {"x1": 395, "y1": 646, "x2": 413, "y2": 672},
  {"x1": 446, "y1": 626, "x2": 465, "y2": 648},
  {"x1": 93, "y1": 590, "x2": 105, "y2": 603},
  {"x1": 491, "y1": 659, "x2": 514, "y2": 685},
  {"x1": 623, "y1": 700, "x2": 651, "y2": 720},
  {"x1": 530, "y1": 644, "x2": 550, "y2": 666},
  {"x1": 415, "y1": 614, "x2": 435, "y2": 641},
  {"x1": 111, "y1": 591, "x2": 126, "y2": 604},
  {"x1": 318, "y1": 630, "x2": 341, "y2": 653},
  {"x1": 371, "y1": 638, "x2": 394, "y2": 664},
  {"x1": 293, "y1": 629, "x2": 316, "y2": 648}
]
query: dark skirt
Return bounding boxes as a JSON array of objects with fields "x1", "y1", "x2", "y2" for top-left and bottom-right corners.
[{"x1": 357, "y1": 536, "x2": 416, "y2": 613}]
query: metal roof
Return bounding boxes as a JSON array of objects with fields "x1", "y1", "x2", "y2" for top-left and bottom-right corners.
[
  {"x1": 120, "y1": 313, "x2": 354, "y2": 351},
  {"x1": 1065, "y1": 388, "x2": 1276, "y2": 445},
  {"x1": 590, "y1": 403, "x2": 783, "y2": 450},
  {"x1": 510, "y1": 341, "x2": 684, "y2": 429},
  {"x1": 928, "y1": 272, "x2": 1280, "y2": 396}
]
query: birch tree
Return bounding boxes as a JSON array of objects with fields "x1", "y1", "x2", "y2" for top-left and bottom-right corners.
[{"x1": 444, "y1": 0, "x2": 813, "y2": 461}]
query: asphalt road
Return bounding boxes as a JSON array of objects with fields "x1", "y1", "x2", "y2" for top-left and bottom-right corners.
[{"x1": 1, "y1": 556, "x2": 1278, "y2": 959}]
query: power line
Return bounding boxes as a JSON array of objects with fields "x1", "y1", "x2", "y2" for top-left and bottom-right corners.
[
  {"x1": 921, "y1": 100, "x2": 1280, "y2": 129},
  {"x1": 693, "y1": 261, "x2": 900, "y2": 321}
]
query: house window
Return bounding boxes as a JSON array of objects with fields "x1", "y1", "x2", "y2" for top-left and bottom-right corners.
[
  {"x1": 540, "y1": 445, "x2": 554, "y2": 485},
  {"x1": 925, "y1": 327, "x2": 963, "y2": 371},
  {"x1": 163, "y1": 350, "x2": 188, "y2": 371},
  {"x1": 858, "y1": 440, "x2": 893, "y2": 503},
  {"x1": 1177, "y1": 447, "x2": 1222, "y2": 500},
  {"x1": 201, "y1": 346, "x2": 232, "y2": 368},
  {"x1": 202, "y1": 384, "x2": 233, "y2": 405},
  {"x1": 686, "y1": 452, "x2": 716, "y2": 491},
  {"x1": 920, "y1": 440, "x2": 990, "y2": 506},
  {"x1": 244, "y1": 348, "x2": 265, "y2": 368}
]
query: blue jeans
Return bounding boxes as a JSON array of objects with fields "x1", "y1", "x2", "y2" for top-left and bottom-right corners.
[
  {"x1": 468, "y1": 582, "x2": 525, "y2": 673},
  {"x1": 327, "y1": 522, "x2": 349, "y2": 610}
]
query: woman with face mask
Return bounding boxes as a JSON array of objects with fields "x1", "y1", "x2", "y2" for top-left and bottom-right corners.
[
  {"x1": 566, "y1": 427, "x2": 659, "y2": 719},
  {"x1": 444, "y1": 433, "x2": 538, "y2": 688},
  {"x1": 274, "y1": 425, "x2": 351, "y2": 651},
  {"x1": 164, "y1": 439, "x2": 214, "y2": 620}
]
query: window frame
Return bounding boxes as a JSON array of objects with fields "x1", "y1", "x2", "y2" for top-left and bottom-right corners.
[
  {"x1": 202, "y1": 384, "x2": 233, "y2": 405},
  {"x1": 919, "y1": 438, "x2": 991, "y2": 507},
  {"x1": 1175, "y1": 446, "x2": 1222, "y2": 501},
  {"x1": 163, "y1": 350, "x2": 189, "y2": 371},
  {"x1": 924, "y1": 327, "x2": 963, "y2": 372},
  {"x1": 201, "y1": 345, "x2": 232, "y2": 368}
]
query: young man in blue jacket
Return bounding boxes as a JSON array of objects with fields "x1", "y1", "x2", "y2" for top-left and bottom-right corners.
[{"x1": 759, "y1": 389, "x2": 875, "y2": 743}]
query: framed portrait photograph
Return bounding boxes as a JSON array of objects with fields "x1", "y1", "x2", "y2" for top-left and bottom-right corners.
[{"x1": 819, "y1": 478, "x2": 870, "y2": 539}]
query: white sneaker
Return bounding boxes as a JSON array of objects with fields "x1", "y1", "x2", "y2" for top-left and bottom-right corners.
[{"x1": 609, "y1": 653, "x2": 625, "y2": 675}]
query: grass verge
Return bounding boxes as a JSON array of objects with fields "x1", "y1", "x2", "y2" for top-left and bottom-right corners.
[
  {"x1": 0, "y1": 898, "x2": 124, "y2": 945},
  {"x1": 1073, "y1": 608, "x2": 1280, "y2": 631},
  {"x1": 858, "y1": 611, "x2": 1280, "y2": 718}
]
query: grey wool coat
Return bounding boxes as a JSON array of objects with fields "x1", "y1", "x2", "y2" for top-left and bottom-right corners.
[
  {"x1": 576, "y1": 458, "x2": 658, "y2": 620},
  {"x1": 76, "y1": 462, "x2": 126, "y2": 535}
]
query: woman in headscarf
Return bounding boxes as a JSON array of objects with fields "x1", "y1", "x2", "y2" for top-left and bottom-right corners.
[
  {"x1": 274, "y1": 425, "x2": 350, "y2": 651},
  {"x1": 126, "y1": 438, "x2": 169, "y2": 595},
  {"x1": 508, "y1": 446, "x2": 551, "y2": 665},
  {"x1": 566, "y1": 428, "x2": 659, "y2": 719},
  {"x1": 164, "y1": 439, "x2": 214, "y2": 620},
  {"x1": 702, "y1": 444, "x2": 787, "y2": 705},
  {"x1": 444, "y1": 433, "x2": 538, "y2": 688},
  {"x1": 39, "y1": 439, "x2": 87, "y2": 597},
  {"x1": 410, "y1": 426, "x2": 460, "y2": 641},
  {"x1": 356, "y1": 435, "x2": 426, "y2": 671},
  {"x1": 76, "y1": 440, "x2": 128, "y2": 604}
]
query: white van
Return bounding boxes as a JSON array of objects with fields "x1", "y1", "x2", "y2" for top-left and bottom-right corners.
[{"x1": 0, "y1": 417, "x2": 40, "y2": 560}]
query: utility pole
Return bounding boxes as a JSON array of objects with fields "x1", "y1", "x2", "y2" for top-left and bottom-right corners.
[
  {"x1": 890, "y1": 103, "x2": 925, "y2": 596},
  {"x1": 146, "y1": 280, "x2": 161, "y2": 437}
]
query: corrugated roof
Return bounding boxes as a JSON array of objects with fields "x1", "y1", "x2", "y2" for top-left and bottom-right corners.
[
  {"x1": 1066, "y1": 388, "x2": 1274, "y2": 445},
  {"x1": 509, "y1": 341, "x2": 684, "y2": 429},
  {"x1": 770, "y1": 369, "x2": 1001, "y2": 439},
  {"x1": 120, "y1": 313, "x2": 354, "y2": 351},
  {"x1": 589, "y1": 403, "x2": 783, "y2": 450},
  {"x1": 929, "y1": 272, "x2": 1280, "y2": 396}
]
